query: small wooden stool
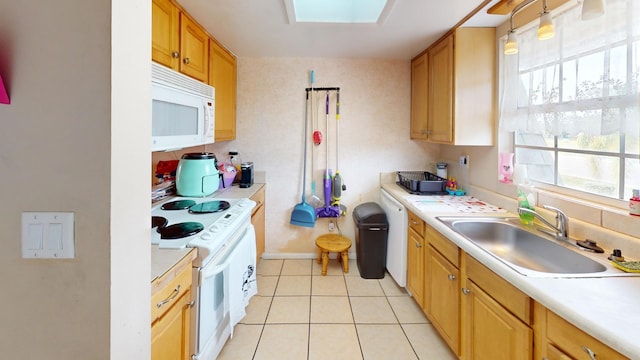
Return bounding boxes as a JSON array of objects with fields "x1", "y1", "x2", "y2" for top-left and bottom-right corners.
[{"x1": 315, "y1": 234, "x2": 351, "y2": 275}]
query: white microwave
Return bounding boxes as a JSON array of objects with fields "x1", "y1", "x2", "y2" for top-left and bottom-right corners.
[{"x1": 151, "y1": 63, "x2": 215, "y2": 151}]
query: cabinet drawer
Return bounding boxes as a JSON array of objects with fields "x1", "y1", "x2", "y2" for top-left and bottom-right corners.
[
  {"x1": 546, "y1": 343, "x2": 573, "y2": 360},
  {"x1": 151, "y1": 263, "x2": 192, "y2": 322},
  {"x1": 408, "y1": 211, "x2": 425, "y2": 237},
  {"x1": 465, "y1": 254, "x2": 531, "y2": 325},
  {"x1": 546, "y1": 310, "x2": 627, "y2": 360},
  {"x1": 426, "y1": 225, "x2": 459, "y2": 267}
]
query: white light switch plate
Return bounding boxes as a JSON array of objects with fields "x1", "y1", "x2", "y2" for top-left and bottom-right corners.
[{"x1": 21, "y1": 212, "x2": 75, "y2": 259}]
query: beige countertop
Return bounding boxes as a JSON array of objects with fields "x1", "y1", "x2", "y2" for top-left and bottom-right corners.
[
  {"x1": 382, "y1": 182, "x2": 640, "y2": 359},
  {"x1": 151, "y1": 183, "x2": 265, "y2": 282}
]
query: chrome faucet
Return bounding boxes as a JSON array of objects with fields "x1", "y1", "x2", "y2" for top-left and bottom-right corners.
[{"x1": 518, "y1": 205, "x2": 569, "y2": 240}]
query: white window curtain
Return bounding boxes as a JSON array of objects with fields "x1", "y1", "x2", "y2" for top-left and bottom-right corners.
[{"x1": 499, "y1": 0, "x2": 640, "y2": 138}]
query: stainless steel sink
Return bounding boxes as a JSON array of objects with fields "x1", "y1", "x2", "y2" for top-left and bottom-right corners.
[{"x1": 437, "y1": 216, "x2": 634, "y2": 278}]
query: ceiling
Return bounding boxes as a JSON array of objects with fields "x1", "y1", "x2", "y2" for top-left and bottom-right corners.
[{"x1": 177, "y1": 0, "x2": 509, "y2": 60}]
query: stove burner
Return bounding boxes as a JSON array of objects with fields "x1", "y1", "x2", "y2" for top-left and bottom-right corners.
[
  {"x1": 152, "y1": 216, "x2": 168, "y2": 232},
  {"x1": 161, "y1": 199, "x2": 197, "y2": 211},
  {"x1": 159, "y1": 222, "x2": 204, "y2": 239},
  {"x1": 188, "y1": 200, "x2": 231, "y2": 214}
]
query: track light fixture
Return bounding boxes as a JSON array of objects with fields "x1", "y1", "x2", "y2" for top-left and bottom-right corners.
[
  {"x1": 581, "y1": 0, "x2": 605, "y2": 20},
  {"x1": 537, "y1": 0, "x2": 555, "y2": 40},
  {"x1": 504, "y1": 0, "x2": 603, "y2": 55}
]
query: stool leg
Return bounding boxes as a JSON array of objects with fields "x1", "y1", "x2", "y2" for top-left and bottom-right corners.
[
  {"x1": 321, "y1": 251, "x2": 329, "y2": 276},
  {"x1": 342, "y1": 251, "x2": 349, "y2": 273},
  {"x1": 316, "y1": 248, "x2": 322, "y2": 264}
]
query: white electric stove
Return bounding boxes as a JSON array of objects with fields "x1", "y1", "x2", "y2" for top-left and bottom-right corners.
[
  {"x1": 151, "y1": 196, "x2": 255, "y2": 266},
  {"x1": 152, "y1": 195, "x2": 258, "y2": 359}
]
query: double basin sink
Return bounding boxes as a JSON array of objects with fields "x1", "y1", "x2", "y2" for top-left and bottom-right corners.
[{"x1": 437, "y1": 216, "x2": 635, "y2": 278}]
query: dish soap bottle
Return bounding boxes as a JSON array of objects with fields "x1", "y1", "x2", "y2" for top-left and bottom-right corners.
[
  {"x1": 630, "y1": 189, "x2": 640, "y2": 216},
  {"x1": 513, "y1": 165, "x2": 536, "y2": 225}
]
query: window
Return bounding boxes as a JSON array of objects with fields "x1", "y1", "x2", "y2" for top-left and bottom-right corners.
[{"x1": 500, "y1": 0, "x2": 640, "y2": 201}]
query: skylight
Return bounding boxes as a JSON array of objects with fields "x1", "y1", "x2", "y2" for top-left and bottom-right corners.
[{"x1": 292, "y1": 0, "x2": 389, "y2": 23}]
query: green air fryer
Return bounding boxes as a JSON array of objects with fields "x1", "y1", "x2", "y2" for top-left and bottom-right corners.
[{"x1": 176, "y1": 152, "x2": 220, "y2": 197}]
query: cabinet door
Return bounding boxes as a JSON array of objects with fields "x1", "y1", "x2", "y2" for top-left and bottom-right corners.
[
  {"x1": 179, "y1": 13, "x2": 209, "y2": 82},
  {"x1": 251, "y1": 186, "x2": 266, "y2": 263},
  {"x1": 462, "y1": 281, "x2": 532, "y2": 360},
  {"x1": 209, "y1": 39, "x2": 237, "y2": 142},
  {"x1": 410, "y1": 52, "x2": 429, "y2": 140},
  {"x1": 151, "y1": 290, "x2": 192, "y2": 360},
  {"x1": 426, "y1": 246, "x2": 460, "y2": 355},
  {"x1": 407, "y1": 228, "x2": 425, "y2": 308},
  {"x1": 152, "y1": 0, "x2": 179, "y2": 69},
  {"x1": 428, "y1": 34, "x2": 454, "y2": 144}
]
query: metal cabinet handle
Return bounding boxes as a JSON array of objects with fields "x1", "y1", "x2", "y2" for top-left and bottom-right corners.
[
  {"x1": 156, "y1": 284, "x2": 181, "y2": 308},
  {"x1": 416, "y1": 242, "x2": 422, "y2": 248},
  {"x1": 171, "y1": 51, "x2": 179, "y2": 59},
  {"x1": 183, "y1": 57, "x2": 190, "y2": 64},
  {"x1": 461, "y1": 288, "x2": 470, "y2": 295},
  {"x1": 581, "y1": 346, "x2": 597, "y2": 360},
  {"x1": 411, "y1": 220, "x2": 418, "y2": 225},
  {"x1": 448, "y1": 274, "x2": 456, "y2": 281}
]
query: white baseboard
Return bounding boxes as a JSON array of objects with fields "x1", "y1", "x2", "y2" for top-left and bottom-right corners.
[{"x1": 260, "y1": 252, "x2": 357, "y2": 260}]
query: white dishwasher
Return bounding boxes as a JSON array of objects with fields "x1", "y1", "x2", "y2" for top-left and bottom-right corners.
[{"x1": 380, "y1": 189, "x2": 408, "y2": 287}]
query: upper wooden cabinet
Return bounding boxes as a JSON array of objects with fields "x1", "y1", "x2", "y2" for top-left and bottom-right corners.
[
  {"x1": 179, "y1": 13, "x2": 209, "y2": 83},
  {"x1": 410, "y1": 52, "x2": 429, "y2": 140},
  {"x1": 152, "y1": 0, "x2": 209, "y2": 83},
  {"x1": 209, "y1": 38, "x2": 237, "y2": 142},
  {"x1": 152, "y1": 0, "x2": 180, "y2": 69},
  {"x1": 411, "y1": 27, "x2": 496, "y2": 145}
]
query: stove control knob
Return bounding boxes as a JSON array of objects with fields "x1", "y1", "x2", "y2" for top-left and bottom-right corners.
[
  {"x1": 209, "y1": 224, "x2": 221, "y2": 233},
  {"x1": 200, "y1": 232, "x2": 212, "y2": 240}
]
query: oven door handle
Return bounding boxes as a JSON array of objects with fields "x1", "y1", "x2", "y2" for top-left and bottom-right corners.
[{"x1": 199, "y1": 225, "x2": 253, "y2": 282}]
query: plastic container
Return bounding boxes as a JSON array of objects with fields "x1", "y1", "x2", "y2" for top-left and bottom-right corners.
[
  {"x1": 513, "y1": 164, "x2": 536, "y2": 225},
  {"x1": 436, "y1": 162, "x2": 448, "y2": 179},
  {"x1": 352, "y1": 202, "x2": 389, "y2": 279},
  {"x1": 630, "y1": 189, "x2": 640, "y2": 216}
]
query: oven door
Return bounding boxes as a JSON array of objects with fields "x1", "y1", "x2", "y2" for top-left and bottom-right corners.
[{"x1": 191, "y1": 223, "x2": 256, "y2": 360}]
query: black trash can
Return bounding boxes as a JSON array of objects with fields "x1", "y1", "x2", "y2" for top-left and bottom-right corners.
[{"x1": 352, "y1": 202, "x2": 389, "y2": 279}]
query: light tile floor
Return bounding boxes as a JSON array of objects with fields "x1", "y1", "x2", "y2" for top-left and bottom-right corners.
[{"x1": 218, "y1": 258, "x2": 457, "y2": 360}]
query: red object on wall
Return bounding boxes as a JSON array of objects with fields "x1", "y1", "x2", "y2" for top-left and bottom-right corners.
[{"x1": 0, "y1": 74, "x2": 9, "y2": 104}]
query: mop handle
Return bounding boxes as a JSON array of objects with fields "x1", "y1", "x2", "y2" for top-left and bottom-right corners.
[
  {"x1": 336, "y1": 90, "x2": 340, "y2": 120},
  {"x1": 336, "y1": 90, "x2": 340, "y2": 171}
]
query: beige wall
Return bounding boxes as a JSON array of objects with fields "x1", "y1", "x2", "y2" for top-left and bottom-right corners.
[
  {"x1": 0, "y1": 1, "x2": 150, "y2": 359},
  {"x1": 165, "y1": 58, "x2": 440, "y2": 256}
]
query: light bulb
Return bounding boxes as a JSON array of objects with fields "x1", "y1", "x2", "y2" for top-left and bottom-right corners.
[
  {"x1": 582, "y1": 0, "x2": 605, "y2": 20},
  {"x1": 537, "y1": 11, "x2": 555, "y2": 40},
  {"x1": 505, "y1": 31, "x2": 518, "y2": 55}
]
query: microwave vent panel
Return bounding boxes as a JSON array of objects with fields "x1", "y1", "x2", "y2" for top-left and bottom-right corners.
[{"x1": 152, "y1": 62, "x2": 214, "y2": 99}]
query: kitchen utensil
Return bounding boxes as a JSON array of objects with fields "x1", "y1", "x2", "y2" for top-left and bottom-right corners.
[
  {"x1": 311, "y1": 70, "x2": 322, "y2": 146},
  {"x1": 308, "y1": 71, "x2": 322, "y2": 208},
  {"x1": 316, "y1": 91, "x2": 340, "y2": 218},
  {"x1": 331, "y1": 89, "x2": 346, "y2": 215},
  {"x1": 290, "y1": 90, "x2": 316, "y2": 227},
  {"x1": 176, "y1": 152, "x2": 219, "y2": 197}
]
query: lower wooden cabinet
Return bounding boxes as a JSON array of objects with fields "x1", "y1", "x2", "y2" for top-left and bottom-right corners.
[
  {"x1": 151, "y1": 288, "x2": 192, "y2": 360},
  {"x1": 462, "y1": 280, "x2": 532, "y2": 360},
  {"x1": 542, "y1": 309, "x2": 628, "y2": 360},
  {"x1": 151, "y1": 251, "x2": 195, "y2": 360},
  {"x1": 406, "y1": 216, "x2": 627, "y2": 360},
  {"x1": 407, "y1": 226, "x2": 425, "y2": 308},
  {"x1": 426, "y1": 245, "x2": 460, "y2": 355},
  {"x1": 251, "y1": 185, "x2": 266, "y2": 263}
]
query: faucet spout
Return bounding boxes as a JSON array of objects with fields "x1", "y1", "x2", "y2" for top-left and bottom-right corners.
[{"x1": 517, "y1": 205, "x2": 569, "y2": 240}]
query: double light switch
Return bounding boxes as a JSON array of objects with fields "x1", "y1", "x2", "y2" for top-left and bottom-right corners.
[{"x1": 21, "y1": 212, "x2": 75, "y2": 259}]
